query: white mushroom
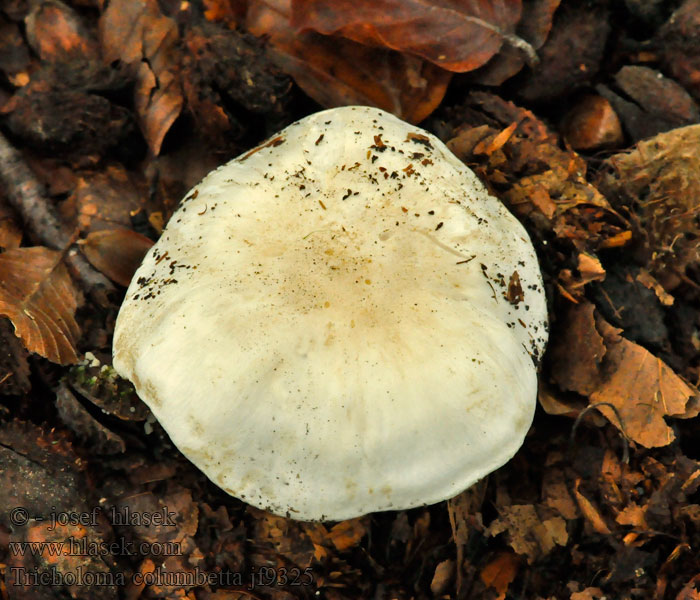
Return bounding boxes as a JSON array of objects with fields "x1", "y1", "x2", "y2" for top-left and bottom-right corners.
[{"x1": 113, "y1": 106, "x2": 548, "y2": 521}]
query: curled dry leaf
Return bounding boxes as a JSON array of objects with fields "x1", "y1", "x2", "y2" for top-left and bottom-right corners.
[
  {"x1": 597, "y1": 124, "x2": 700, "y2": 290},
  {"x1": 430, "y1": 559, "x2": 455, "y2": 596},
  {"x1": 328, "y1": 518, "x2": 367, "y2": 551},
  {"x1": 0, "y1": 247, "x2": 80, "y2": 364},
  {"x1": 61, "y1": 164, "x2": 148, "y2": 234},
  {"x1": 247, "y1": 0, "x2": 451, "y2": 123},
  {"x1": 25, "y1": 0, "x2": 98, "y2": 62},
  {"x1": 572, "y1": 478, "x2": 611, "y2": 535},
  {"x1": 446, "y1": 93, "x2": 630, "y2": 256},
  {"x1": 99, "y1": 0, "x2": 183, "y2": 155},
  {"x1": 548, "y1": 301, "x2": 699, "y2": 448},
  {"x1": 291, "y1": 0, "x2": 524, "y2": 73},
  {"x1": 469, "y1": 0, "x2": 560, "y2": 86},
  {"x1": 486, "y1": 504, "x2": 568, "y2": 563},
  {"x1": 67, "y1": 361, "x2": 150, "y2": 421},
  {"x1": 79, "y1": 228, "x2": 154, "y2": 287},
  {"x1": 55, "y1": 381, "x2": 126, "y2": 454},
  {"x1": 480, "y1": 551, "x2": 520, "y2": 600}
]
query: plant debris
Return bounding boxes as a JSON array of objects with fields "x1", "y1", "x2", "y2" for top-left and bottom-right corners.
[{"x1": 1, "y1": 0, "x2": 700, "y2": 598}]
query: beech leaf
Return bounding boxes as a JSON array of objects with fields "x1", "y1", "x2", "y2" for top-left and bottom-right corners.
[
  {"x1": 548, "y1": 301, "x2": 699, "y2": 448},
  {"x1": 247, "y1": 0, "x2": 451, "y2": 123},
  {"x1": 0, "y1": 247, "x2": 80, "y2": 364},
  {"x1": 291, "y1": 0, "x2": 524, "y2": 72},
  {"x1": 79, "y1": 228, "x2": 154, "y2": 287},
  {"x1": 99, "y1": 0, "x2": 183, "y2": 155}
]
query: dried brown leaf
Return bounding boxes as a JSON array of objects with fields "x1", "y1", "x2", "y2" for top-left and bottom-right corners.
[
  {"x1": 247, "y1": 0, "x2": 451, "y2": 123},
  {"x1": 80, "y1": 228, "x2": 154, "y2": 287},
  {"x1": 99, "y1": 0, "x2": 183, "y2": 155},
  {"x1": 480, "y1": 551, "x2": 519, "y2": 600},
  {"x1": 61, "y1": 164, "x2": 147, "y2": 234},
  {"x1": 571, "y1": 588, "x2": 605, "y2": 600},
  {"x1": 598, "y1": 124, "x2": 700, "y2": 289},
  {"x1": 542, "y1": 470, "x2": 578, "y2": 520},
  {"x1": 635, "y1": 268, "x2": 674, "y2": 306},
  {"x1": 615, "y1": 503, "x2": 648, "y2": 528},
  {"x1": 547, "y1": 301, "x2": 698, "y2": 447},
  {"x1": 446, "y1": 93, "x2": 629, "y2": 253},
  {"x1": 470, "y1": 0, "x2": 560, "y2": 85},
  {"x1": 487, "y1": 505, "x2": 567, "y2": 563},
  {"x1": 0, "y1": 247, "x2": 80, "y2": 364},
  {"x1": 592, "y1": 315, "x2": 697, "y2": 448},
  {"x1": 430, "y1": 559, "x2": 455, "y2": 596},
  {"x1": 291, "y1": 0, "x2": 523, "y2": 73},
  {"x1": 549, "y1": 302, "x2": 606, "y2": 397},
  {"x1": 328, "y1": 518, "x2": 367, "y2": 551},
  {"x1": 573, "y1": 478, "x2": 611, "y2": 535},
  {"x1": 55, "y1": 381, "x2": 126, "y2": 454},
  {"x1": 25, "y1": 0, "x2": 98, "y2": 62}
]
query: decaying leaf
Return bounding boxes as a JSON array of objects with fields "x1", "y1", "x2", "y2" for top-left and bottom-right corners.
[
  {"x1": 67, "y1": 359, "x2": 150, "y2": 421},
  {"x1": 446, "y1": 92, "x2": 630, "y2": 261},
  {"x1": 572, "y1": 478, "x2": 611, "y2": 535},
  {"x1": 55, "y1": 380, "x2": 126, "y2": 454},
  {"x1": 470, "y1": 0, "x2": 561, "y2": 86},
  {"x1": 598, "y1": 124, "x2": 700, "y2": 290},
  {"x1": 549, "y1": 302, "x2": 606, "y2": 397},
  {"x1": 487, "y1": 504, "x2": 568, "y2": 563},
  {"x1": 570, "y1": 588, "x2": 605, "y2": 600},
  {"x1": 657, "y1": 0, "x2": 700, "y2": 102},
  {"x1": 181, "y1": 22, "x2": 290, "y2": 149},
  {"x1": 60, "y1": 164, "x2": 148, "y2": 234},
  {"x1": 591, "y1": 316, "x2": 697, "y2": 448},
  {"x1": 247, "y1": 0, "x2": 451, "y2": 123},
  {"x1": 327, "y1": 518, "x2": 367, "y2": 551},
  {"x1": 79, "y1": 228, "x2": 154, "y2": 287},
  {"x1": 430, "y1": 559, "x2": 455, "y2": 596},
  {"x1": 291, "y1": 0, "x2": 524, "y2": 73},
  {"x1": 25, "y1": 0, "x2": 98, "y2": 63},
  {"x1": 548, "y1": 301, "x2": 699, "y2": 448},
  {"x1": 480, "y1": 551, "x2": 520, "y2": 600},
  {"x1": 99, "y1": 0, "x2": 183, "y2": 155},
  {"x1": 0, "y1": 247, "x2": 80, "y2": 364}
]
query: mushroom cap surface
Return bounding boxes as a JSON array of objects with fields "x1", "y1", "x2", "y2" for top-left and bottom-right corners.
[{"x1": 113, "y1": 106, "x2": 548, "y2": 521}]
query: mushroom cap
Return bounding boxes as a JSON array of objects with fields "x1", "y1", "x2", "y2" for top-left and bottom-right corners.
[{"x1": 113, "y1": 106, "x2": 548, "y2": 521}]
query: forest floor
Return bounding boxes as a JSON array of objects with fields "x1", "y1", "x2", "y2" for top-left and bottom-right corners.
[{"x1": 1, "y1": 0, "x2": 700, "y2": 599}]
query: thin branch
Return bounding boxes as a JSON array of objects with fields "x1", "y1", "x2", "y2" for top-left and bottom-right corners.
[{"x1": 0, "y1": 131, "x2": 115, "y2": 306}]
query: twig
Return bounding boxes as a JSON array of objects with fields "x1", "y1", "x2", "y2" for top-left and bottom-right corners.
[
  {"x1": 0, "y1": 131, "x2": 115, "y2": 306},
  {"x1": 569, "y1": 402, "x2": 631, "y2": 464}
]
